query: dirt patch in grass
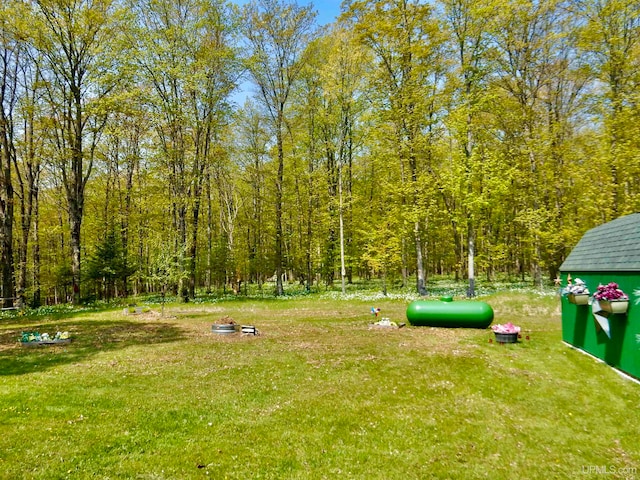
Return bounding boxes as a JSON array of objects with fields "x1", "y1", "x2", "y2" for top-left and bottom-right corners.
[{"x1": 0, "y1": 329, "x2": 25, "y2": 352}]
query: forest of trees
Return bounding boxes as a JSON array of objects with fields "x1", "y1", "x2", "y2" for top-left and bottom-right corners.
[{"x1": 0, "y1": 0, "x2": 639, "y2": 307}]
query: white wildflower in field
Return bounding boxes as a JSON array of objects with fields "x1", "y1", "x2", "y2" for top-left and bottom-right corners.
[{"x1": 319, "y1": 291, "x2": 421, "y2": 302}]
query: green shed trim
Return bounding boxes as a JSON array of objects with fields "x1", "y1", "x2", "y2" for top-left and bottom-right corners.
[{"x1": 559, "y1": 213, "x2": 640, "y2": 272}]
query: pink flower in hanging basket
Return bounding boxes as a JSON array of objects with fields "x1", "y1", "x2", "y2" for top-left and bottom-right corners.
[{"x1": 593, "y1": 282, "x2": 628, "y2": 301}]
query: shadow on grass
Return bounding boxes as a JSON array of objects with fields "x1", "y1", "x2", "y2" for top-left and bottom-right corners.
[{"x1": 0, "y1": 318, "x2": 184, "y2": 377}]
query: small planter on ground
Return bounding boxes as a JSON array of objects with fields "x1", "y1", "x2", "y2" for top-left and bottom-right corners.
[
  {"x1": 20, "y1": 331, "x2": 71, "y2": 347},
  {"x1": 491, "y1": 323, "x2": 520, "y2": 344},
  {"x1": 370, "y1": 317, "x2": 405, "y2": 330},
  {"x1": 123, "y1": 305, "x2": 151, "y2": 315},
  {"x1": 212, "y1": 316, "x2": 238, "y2": 335},
  {"x1": 494, "y1": 332, "x2": 518, "y2": 343}
]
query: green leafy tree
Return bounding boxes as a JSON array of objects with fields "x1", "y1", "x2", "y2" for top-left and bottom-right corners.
[
  {"x1": 234, "y1": 102, "x2": 272, "y2": 289},
  {"x1": 491, "y1": 0, "x2": 567, "y2": 286},
  {"x1": 131, "y1": 0, "x2": 238, "y2": 301},
  {"x1": 315, "y1": 26, "x2": 367, "y2": 292},
  {"x1": 576, "y1": 0, "x2": 640, "y2": 217},
  {"x1": 146, "y1": 240, "x2": 189, "y2": 316},
  {"x1": 242, "y1": 0, "x2": 317, "y2": 296},
  {"x1": 440, "y1": 0, "x2": 499, "y2": 296},
  {"x1": 346, "y1": 0, "x2": 445, "y2": 294},
  {"x1": 86, "y1": 229, "x2": 135, "y2": 300},
  {"x1": 359, "y1": 182, "x2": 404, "y2": 295},
  {"x1": 29, "y1": 0, "x2": 126, "y2": 303}
]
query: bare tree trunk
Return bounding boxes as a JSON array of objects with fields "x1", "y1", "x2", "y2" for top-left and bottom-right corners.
[
  {"x1": 121, "y1": 141, "x2": 136, "y2": 298},
  {"x1": 177, "y1": 202, "x2": 188, "y2": 302},
  {"x1": 0, "y1": 90, "x2": 15, "y2": 309},
  {"x1": 401, "y1": 239, "x2": 408, "y2": 288},
  {"x1": 414, "y1": 222, "x2": 427, "y2": 295},
  {"x1": 61, "y1": 83, "x2": 91, "y2": 305},
  {"x1": 206, "y1": 171, "x2": 212, "y2": 293},
  {"x1": 0, "y1": 33, "x2": 19, "y2": 308},
  {"x1": 409, "y1": 146, "x2": 427, "y2": 295},
  {"x1": 32, "y1": 183, "x2": 41, "y2": 307},
  {"x1": 190, "y1": 196, "x2": 201, "y2": 299},
  {"x1": 467, "y1": 220, "x2": 475, "y2": 297},
  {"x1": 16, "y1": 205, "x2": 29, "y2": 309},
  {"x1": 0, "y1": 170, "x2": 13, "y2": 308},
  {"x1": 275, "y1": 111, "x2": 285, "y2": 296},
  {"x1": 15, "y1": 110, "x2": 41, "y2": 308},
  {"x1": 339, "y1": 160, "x2": 346, "y2": 294},
  {"x1": 69, "y1": 201, "x2": 82, "y2": 304},
  {"x1": 188, "y1": 135, "x2": 209, "y2": 299}
]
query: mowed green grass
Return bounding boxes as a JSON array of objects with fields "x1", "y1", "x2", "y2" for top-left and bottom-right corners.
[{"x1": 1, "y1": 293, "x2": 639, "y2": 479}]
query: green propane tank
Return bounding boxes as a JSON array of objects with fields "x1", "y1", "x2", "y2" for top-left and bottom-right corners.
[{"x1": 406, "y1": 298, "x2": 494, "y2": 328}]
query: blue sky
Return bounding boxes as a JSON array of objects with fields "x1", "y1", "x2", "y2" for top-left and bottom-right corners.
[
  {"x1": 232, "y1": 0, "x2": 344, "y2": 26},
  {"x1": 311, "y1": 0, "x2": 343, "y2": 25},
  {"x1": 232, "y1": 0, "x2": 345, "y2": 104}
]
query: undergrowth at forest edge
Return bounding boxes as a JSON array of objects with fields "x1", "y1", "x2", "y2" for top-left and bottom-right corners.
[{"x1": 1, "y1": 277, "x2": 557, "y2": 321}]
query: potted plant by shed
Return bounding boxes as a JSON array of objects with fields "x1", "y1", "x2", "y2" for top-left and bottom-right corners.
[
  {"x1": 491, "y1": 322, "x2": 521, "y2": 343},
  {"x1": 594, "y1": 282, "x2": 629, "y2": 314},
  {"x1": 564, "y1": 278, "x2": 590, "y2": 305}
]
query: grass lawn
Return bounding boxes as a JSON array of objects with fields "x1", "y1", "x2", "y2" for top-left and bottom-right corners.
[{"x1": 1, "y1": 292, "x2": 639, "y2": 479}]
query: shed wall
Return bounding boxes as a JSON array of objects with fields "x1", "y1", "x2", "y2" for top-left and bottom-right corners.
[{"x1": 560, "y1": 272, "x2": 640, "y2": 380}]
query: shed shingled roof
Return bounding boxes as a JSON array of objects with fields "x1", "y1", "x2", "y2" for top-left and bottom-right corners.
[{"x1": 560, "y1": 213, "x2": 640, "y2": 272}]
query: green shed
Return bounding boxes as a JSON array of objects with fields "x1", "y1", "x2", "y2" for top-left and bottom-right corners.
[{"x1": 560, "y1": 213, "x2": 640, "y2": 380}]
